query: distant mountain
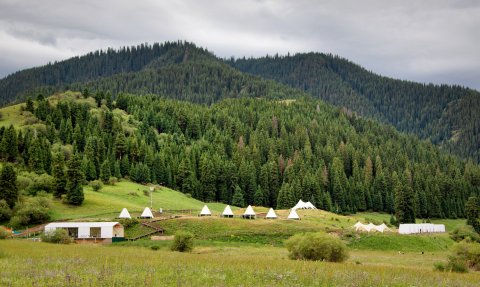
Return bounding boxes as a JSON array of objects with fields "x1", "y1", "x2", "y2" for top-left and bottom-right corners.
[
  {"x1": 228, "y1": 54, "x2": 480, "y2": 162},
  {"x1": 0, "y1": 41, "x2": 478, "y2": 162}
]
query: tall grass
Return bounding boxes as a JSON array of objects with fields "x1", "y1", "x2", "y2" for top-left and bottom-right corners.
[{"x1": 1, "y1": 240, "x2": 479, "y2": 286}]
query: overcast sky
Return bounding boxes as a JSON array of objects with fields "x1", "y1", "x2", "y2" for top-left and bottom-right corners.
[{"x1": 0, "y1": 0, "x2": 479, "y2": 89}]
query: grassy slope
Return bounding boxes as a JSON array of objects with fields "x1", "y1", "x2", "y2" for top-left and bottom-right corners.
[
  {"x1": 1, "y1": 240, "x2": 479, "y2": 287},
  {"x1": 49, "y1": 181, "x2": 233, "y2": 220}
]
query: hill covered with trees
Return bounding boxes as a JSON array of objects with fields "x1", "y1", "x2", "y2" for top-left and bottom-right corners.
[
  {"x1": 1, "y1": 91, "x2": 479, "y2": 225},
  {"x1": 1, "y1": 42, "x2": 478, "y2": 162},
  {"x1": 228, "y1": 54, "x2": 480, "y2": 162}
]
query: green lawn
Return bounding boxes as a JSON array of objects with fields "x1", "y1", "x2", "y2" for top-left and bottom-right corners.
[{"x1": 49, "y1": 181, "x2": 235, "y2": 220}]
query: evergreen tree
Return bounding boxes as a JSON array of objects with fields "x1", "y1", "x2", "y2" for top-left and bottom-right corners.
[
  {"x1": 100, "y1": 160, "x2": 111, "y2": 183},
  {"x1": 65, "y1": 154, "x2": 85, "y2": 205},
  {"x1": 465, "y1": 196, "x2": 480, "y2": 233},
  {"x1": 0, "y1": 164, "x2": 18, "y2": 208},
  {"x1": 52, "y1": 155, "x2": 67, "y2": 198},
  {"x1": 232, "y1": 185, "x2": 245, "y2": 207}
]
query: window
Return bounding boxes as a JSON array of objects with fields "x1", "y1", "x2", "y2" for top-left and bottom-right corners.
[
  {"x1": 90, "y1": 227, "x2": 101, "y2": 238},
  {"x1": 66, "y1": 228, "x2": 78, "y2": 238}
]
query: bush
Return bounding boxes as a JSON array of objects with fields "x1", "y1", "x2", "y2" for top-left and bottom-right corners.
[
  {"x1": 150, "y1": 245, "x2": 160, "y2": 251},
  {"x1": 0, "y1": 200, "x2": 12, "y2": 222},
  {"x1": 171, "y1": 231, "x2": 194, "y2": 252},
  {"x1": 119, "y1": 218, "x2": 139, "y2": 228},
  {"x1": 285, "y1": 232, "x2": 349, "y2": 262},
  {"x1": 9, "y1": 197, "x2": 51, "y2": 228},
  {"x1": 451, "y1": 241, "x2": 480, "y2": 271},
  {"x1": 40, "y1": 229, "x2": 73, "y2": 244},
  {"x1": 108, "y1": 177, "x2": 118, "y2": 185},
  {"x1": 89, "y1": 180, "x2": 103, "y2": 192},
  {"x1": 0, "y1": 226, "x2": 10, "y2": 239},
  {"x1": 450, "y1": 226, "x2": 480, "y2": 243}
]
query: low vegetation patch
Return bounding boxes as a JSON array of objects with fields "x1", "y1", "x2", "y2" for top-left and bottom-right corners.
[
  {"x1": 0, "y1": 226, "x2": 10, "y2": 239},
  {"x1": 40, "y1": 229, "x2": 73, "y2": 244},
  {"x1": 450, "y1": 226, "x2": 480, "y2": 243},
  {"x1": 171, "y1": 230, "x2": 194, "y2": 252},
  {"x1": 348, "y1": 233, "x2": 452, "y2": 252},
  {"x1": 285, "y1": 232, "x2": 348, "y2": 262}
]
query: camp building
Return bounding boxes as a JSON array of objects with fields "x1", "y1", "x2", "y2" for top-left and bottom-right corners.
[{"x1": 44, "y1": 222, "x2": 125, "y2": 243}]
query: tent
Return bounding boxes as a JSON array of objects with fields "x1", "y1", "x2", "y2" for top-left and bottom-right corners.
[
  {"x1": 118, "y1": 208, "x2": 131, "y2": 219},
  {"x1": 367, "y1": 223, "x2": 378, "y2": 232},
  {"x1": 353, "y1": 222, "x2": 392, "y2": 233},
  {"x1": 399, "y1": 223, "x2": 445, "y2": 234},
  {"x1": 242, "y1": 205, "x2": 256, "y2": 219},
  {"x1": 287, "y1": 209, "x2": 300, "y2": 220},
  {"x1": 292, "y1": 200, "x2": 306, "y2": 210},
  {"x1": 140, "y1": 207, "x2": 154, "y2": 219},
  {"x1": 265, "y1": 208, "x2": 277, "y2": 219},
  {"x1": 292, "y1": 200, "x2": 317, "y2": 210},
  {"x1": 222, "y1": 205, "x2": 234, "y2": 218},
  {"x1": 199, "y1": 205, "x2": 212, "y2": 216},
  {"x1": 304, "y1": 201, "x2": 317, "y2": 209}
]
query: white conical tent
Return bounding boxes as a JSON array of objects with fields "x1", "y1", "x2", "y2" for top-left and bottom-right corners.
[
  {"x1": 222, "y1": 205, "x2": 234, "y2": 217},
  {"x1": 243, "y1": 205, "x2": 256, "y2": 219},
  {"x1": 118, "y1": 208, "x2": 131, "y2": 219},
  {"x1": 353, "y1": 221, "x2": 363, "y2": 229},
  {"x1": 288, "y1": 209, "x2": 300, "y2": 220},
  {"x1": 265, "y1": 208, "x2": 277, "y2": 219},
  {"x1": 140, "y1": 207, "x2": 154, "y2": 218},
  {"x1": 199, "y1": 205, "x2": 212, "y2": 216}
]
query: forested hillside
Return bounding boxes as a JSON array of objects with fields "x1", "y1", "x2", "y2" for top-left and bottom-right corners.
[
  {"x1": 1, "y1": 92, "x2": 479, "y2": 223},
  {"x1": 228, "y1": 54, "x2": 480, "y2": 162}
]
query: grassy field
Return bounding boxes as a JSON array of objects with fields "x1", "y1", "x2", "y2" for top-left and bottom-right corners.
[
  {"x1": 1, "y1": 240, "x2": 478, "y2": 286},
  {"x1": 49, "y1": 181, "x2": 235, "y2": 220}
]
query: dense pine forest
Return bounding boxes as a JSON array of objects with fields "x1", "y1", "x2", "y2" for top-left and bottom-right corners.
[
  {"x1": 1, "y1": 91, "x2": 479, "y2": 224},
  {"x1": 228, "y1": 54, "x2": 480, "y2": 162},
  {"x1": 1, "y1": 42, "x2": 478, "y2": 164}
]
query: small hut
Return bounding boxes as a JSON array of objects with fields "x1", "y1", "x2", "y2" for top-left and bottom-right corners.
[
  {"x1": 287, "y1": 209, "x2": 300, "y2": 220},
  {"x1": 140, "y1": 207, "x2": 154, "y2": 219},
  {"x1": 265, "y1": 208, "x2": 277, "y2": 219},
  {"x1": 118, "y1": 208, "x2": 131, "y2": 219},
  {"x1": 199, "y1": 205, "x2": 212, "y2": 216}
]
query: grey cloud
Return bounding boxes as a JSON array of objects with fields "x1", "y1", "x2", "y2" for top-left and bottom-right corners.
[{"x1": 0, "y1": 0, "x2": 479, "y2": 89}]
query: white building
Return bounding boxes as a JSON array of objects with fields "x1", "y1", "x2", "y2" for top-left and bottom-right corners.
[
  {"x1": 44, "y1": 222, "x2": 124, "y2": 242},
  {"x1": 398, "y1": 223, "x2": 446, "y2": 234}
]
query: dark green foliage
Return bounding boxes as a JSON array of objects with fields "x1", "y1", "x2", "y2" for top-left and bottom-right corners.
[
  {"x1": 171, "y1": 230, "x2": 194, "y2": 252},
  {"x1": 232, "y1": 186, "x2": 245, "y2": 207},
  {"x1": 65, "y1": 154, "x2": 85, "y2": 205},
  {"x1": 0, "y1": 200, "x2": 12, "y2": 222},
  {"x1": 10, "y1": 196, "x2": 51, "y2": 228},
  {"x1": 89, "y1": 180, "x2": 103, "y2": 192},
  {"x1": 40, "y1": 229, "x2": 73, "y2": 244},
  {"x1": 445, "y1": 241, "x2": 480, "y2": 272},
  {"x1": 0, "y1": 164, "x2": 18, "y2": 208},
  {"x1": 229, "y1": 54, "x2": 480, "y2": 163},
  {"x1": 285, "y1": 232, "x2": 348, "y2": 262},
  {"x1": 465, "y1": 196, "x2": 480, "y2": 233},
  {"x1": 118, "y1": 218, "x2": 139, "y2": 228}
]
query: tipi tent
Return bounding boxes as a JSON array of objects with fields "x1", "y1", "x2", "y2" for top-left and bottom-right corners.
[
  {"x1": 118, "y1": 208, "x2": 131, "y2": 219},
  {"x1": 140, "y1": 207, "x2": 154, "y2": 219},
  {"x1": 222, "y1": 205, "x2": 234, "y2": 218},
  {"x1": 242, "y1": 205, "x2": 256, "y2": 219},
  {"x1": 265, "y1": 208, "x2": 277, "y2": 219},
  {"x1": 288, "y1": 209, "x2": 300, "y2": 220},
  {"x1": 199, "y1": 205, "x2": 212, "y2": 216}
]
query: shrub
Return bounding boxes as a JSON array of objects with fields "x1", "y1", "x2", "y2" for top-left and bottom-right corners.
[
  {"x1": 0, "y1": 226, "x2": 10, "y2": 239},
  {"x1": 119, "y1": 218, "x2": 139, "y2": 228},
  {"x1": 151, "y1": 245, "x2": 160, "y2": 251},
  {"x1": 171, "y1": 231, "x2": 194, "y2": 252},
  {"x1": 0, "y1": 200, "x2": 12, "y2": 222},
  {"x1": 108, "y1": 177, "x2": 118, "y2": 185},
  {"x1": 285, "y1": 232, "x2": 349, "y2": 262},
  {"x1": 450, "y1": 226, "x2": 480, "y2": 243},
  {"x1": 450, "y1": 241, "x2": 480, "y2": 271},
  {"x1": 9, "y1": 197, "x2": 51, "y2": 228},
  {"x1": 89, "y1": 180, "x2": 103, "y2": 192},
  {"x1": 40, "y1": 229, "x2": 73, "y2": 244}
]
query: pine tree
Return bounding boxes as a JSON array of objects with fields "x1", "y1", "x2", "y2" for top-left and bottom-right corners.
[
  {"x1": 100, "y1": 160, "x2": 111, "y2": 183},
  {"x1": 52, "y1": 155, "x2": 67, "y2": 198},
  {"x1": 0, "y1": 164, "x2": 18, "y2": 208},
  {"x1": 465, "y1": 196, "x2": 480, "y2": 233},
  {"x1": 253, "y1": 185, "x2": 265, "y2": 206},
  {"x1": 65, "y1": 154, "x2": 85, "y2": 205},
  {"x1": 232, "y1": 185, "x2": 245, "y2": 207}
]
